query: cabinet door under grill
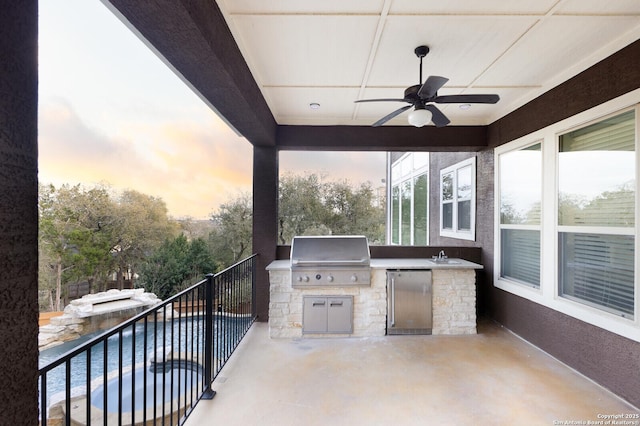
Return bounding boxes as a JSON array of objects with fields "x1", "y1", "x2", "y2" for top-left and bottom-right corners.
[
  {"x1": 303, "y1": 296, "x2": 353, "y2": 334},
  {"x1": 303, "y1": 297, "x2": 328, "y2": 333},
  {"x1": 327, "y1": 297, "x2": 353, "y2": 333}
]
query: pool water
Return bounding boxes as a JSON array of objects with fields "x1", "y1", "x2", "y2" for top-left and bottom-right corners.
[
  {"x1": 91, "y1": 362, "x2": 203, "y2": 413},
  {"x1": 39, "y1": 316, "x2": 247, "y2": 403}
]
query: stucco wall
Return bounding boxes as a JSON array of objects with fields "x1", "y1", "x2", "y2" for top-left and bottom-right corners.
[
  {"x1": 429, "y1": 150, "x2": 494, "y2": 316},
  {"x1": 0, "y1": 1, "x2": 40, "y2": 423}
]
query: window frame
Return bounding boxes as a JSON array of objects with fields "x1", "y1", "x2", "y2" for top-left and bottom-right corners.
[
  {"x1": 493, "y1": 90, "x2": 640, "y2": 343},
  {"x1": 439, "y1": 157, "x2": 476, "y2": 241},
  {"x1": 388, "y1": 152, "x2": 429, "y2": 245},
  {"x1": 496, "y1": 140, "x2": 543, "y2": 291}
]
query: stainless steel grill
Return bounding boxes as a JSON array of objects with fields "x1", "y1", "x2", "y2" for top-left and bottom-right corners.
[{"x1": 290, "y1": 235, "x2": 371, "y2": 287}]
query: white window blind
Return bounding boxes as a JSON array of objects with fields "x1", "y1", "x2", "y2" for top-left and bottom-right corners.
[
  {"x1": 501, "y1": 229, "x2": 540, "y2": 287},
  {"x1": 559, "y1": 233, "x2": 634, "y2": 317},
  {"x1": 558, "y1": 110, "x2": 635, "y2": 318}
]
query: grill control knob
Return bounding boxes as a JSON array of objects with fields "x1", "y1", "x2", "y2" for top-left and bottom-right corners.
[
  {"x1": 350, "y1": 275, "x2": 358, "y2": 283},
  {"x1": 301, "y1": 275, "x2": 309, "y2": 282},
  {"x1": 296, "y1": 276, "x2": 303, "y2": 282},
  {"x1": 327, "y1": 275, "x2": 334, "y2": 282}
]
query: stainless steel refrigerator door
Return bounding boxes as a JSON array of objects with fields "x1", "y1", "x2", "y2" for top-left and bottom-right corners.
[{"x1": 388, "y1": 270, "x2": 432, "y2": 333}]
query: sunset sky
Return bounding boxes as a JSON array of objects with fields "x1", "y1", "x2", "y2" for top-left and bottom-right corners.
[{"x1": 38, "y1": 0, "x2": 386, "y2": 219}]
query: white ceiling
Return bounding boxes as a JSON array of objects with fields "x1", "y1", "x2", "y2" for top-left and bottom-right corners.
[{"x1": 216, "y1": 0, "x2": 640, "y2": 127}]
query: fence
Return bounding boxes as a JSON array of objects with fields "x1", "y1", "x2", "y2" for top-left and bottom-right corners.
[{"x1": 38, "y1": 254, "x2": 257, "y2": 425}]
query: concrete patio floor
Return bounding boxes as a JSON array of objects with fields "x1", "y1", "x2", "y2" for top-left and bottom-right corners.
[{"x1": 186, "y1": 320, "x2": 637, "y2": 426}]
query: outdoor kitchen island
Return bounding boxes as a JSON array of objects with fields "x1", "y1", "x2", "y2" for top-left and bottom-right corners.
[{"x1": 267, "y1": 254, "x2": 483, "y2": 339}]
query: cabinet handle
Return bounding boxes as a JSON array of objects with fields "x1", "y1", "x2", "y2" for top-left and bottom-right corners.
[
  {"x1": 312, "y1": 301, "x2": 326, "y2": 307},
  {"x1": 330, "y1": 301, "x2": 343, "y2": 307}
]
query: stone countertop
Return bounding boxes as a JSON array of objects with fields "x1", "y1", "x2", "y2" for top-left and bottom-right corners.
[
  {"x1": 266, "y1": 258, "x2": 483, "y2": 270},
  {"x1": 371, "y1": 258, "x2": 483, "y2": 269}
]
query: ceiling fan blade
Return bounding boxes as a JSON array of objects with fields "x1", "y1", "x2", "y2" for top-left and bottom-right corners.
[
  {"x1": 425, "y1": 104, "x2": 450, "y2": 127},
  {"x1": 434, "y1": 94, "x2": 500, "y2": 104},
  {"x1": 418, "y1": 76, "x2": 449, "y2": 99},
  {"x1": 372, "y1": 105, "x2": 413, "y2": 127},
  {"x1": 355, "y1": 98, "x2": 410, "y2": 103}
]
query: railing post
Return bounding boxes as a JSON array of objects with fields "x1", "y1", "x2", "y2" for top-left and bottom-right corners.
[
  {"x1": 202, "y1": 273, "x2": 216, "y2": 399},
  {"x1": 251, "y1": 255, "x2": 257, "y2": 319}
]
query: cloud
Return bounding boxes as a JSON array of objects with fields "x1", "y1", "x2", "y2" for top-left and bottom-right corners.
[
  {"x1": 280, "y1": 151, "x2": 387, "y2": 186},
  {"x1": 38, "y1": 98, "x2": 253, "y2": 219},
  {"x1": 38, "y1": 99, "x2": 390, "y2": 221},
  {"x1": 37, "y1": 0, "x2": 388, "y2": 221}
]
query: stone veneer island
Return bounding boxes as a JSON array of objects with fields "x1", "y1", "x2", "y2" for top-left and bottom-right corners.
[{"x1": 267, "y1": 258, "x2": 483, "y2": 338}]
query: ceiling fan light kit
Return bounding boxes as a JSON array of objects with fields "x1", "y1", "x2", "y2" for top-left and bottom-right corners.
[
  {"x1": 355, "y1": 45, "x2": 499, "y2": 127},
  {"x1": 408, "y1": 107, "x2": 432, "y2": 127}
]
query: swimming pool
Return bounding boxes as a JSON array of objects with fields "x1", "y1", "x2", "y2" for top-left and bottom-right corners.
[
  {"x1": 39, "y1": 315, "x2": 250, "y2": 408},
  {"x1": 90, "y1": 360, "x2": 203, "y2": 413}
]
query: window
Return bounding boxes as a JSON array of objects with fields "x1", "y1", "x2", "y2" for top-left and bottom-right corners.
[
  {"x1": 391, "y1": 185, "x2": 400, "y2": 244},
  {"x1": 278, "y1": 151, "x2": 387, "y2": 244},
  {"x1": 558, "y1": 110, "x2": 635, "y2": 318},
  {"x1": 498, "y1": 143, "x2": 541, "y2": 288},
  {"x1": 389, "y1": 153, "x2": 429, "y2": 245},
  {"x1": 495, "y1": 100, "x2": 640, "y2": 343},
  {"x1": 440, "y1": 157, "x2": 476, "y2": 240}
]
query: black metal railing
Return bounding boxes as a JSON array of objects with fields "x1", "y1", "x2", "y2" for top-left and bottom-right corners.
[{"x1": 38, "y1": 254, "x2": 257, "y2": 426}]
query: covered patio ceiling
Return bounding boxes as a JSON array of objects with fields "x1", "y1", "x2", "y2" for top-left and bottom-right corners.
[{"x1": 102, "y1": 0, "x2": 640, "y2": 150}]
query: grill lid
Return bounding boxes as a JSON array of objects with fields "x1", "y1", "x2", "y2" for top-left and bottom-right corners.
[{"x1": 290, "y1": 235, "x2": 370, "y2": 267}]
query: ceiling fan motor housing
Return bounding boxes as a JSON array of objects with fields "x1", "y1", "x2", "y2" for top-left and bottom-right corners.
[{"x1": 404, "y1": 85, "x2": 422, "y2": 102}]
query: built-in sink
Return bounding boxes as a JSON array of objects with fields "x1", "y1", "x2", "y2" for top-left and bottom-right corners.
[{"x1": 427, "y1": 258, "x2": 461, "y2": 265}]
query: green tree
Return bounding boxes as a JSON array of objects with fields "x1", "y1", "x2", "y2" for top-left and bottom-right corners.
[
  {"x1": 325, "y1": 180, "x2": 385, "y2": 242},
  {"x1": 278, "y1": 173, "x2": 329, "y2": 243},
  {"x1": 278, "y1": 173, "x2": 385, "y2": 245},
  {"x1": 139, "y1": 235, "x2": 216, "y2": 299},
  {"x1": 188, "y1": 238, "x2": 216, "y2": 279},
  {"x1": 39, "y1": 184, "x2": 117, "y2": 310},
  {"x1": 65, "y1": 185, "x2": 117, "y2": 287},
  {"x1": 209, "y1": 193, "x2": 253, "y2": 266},
  {"x1": 38, "y1": 184, "x2": 71, "y2": 311},
  {"x1": 110, "y1": 190, "x2": 178, "y2": 288},
  {"x1": 38, "y1": 184, "x2": 180, "y2": 310},
  {"x1": 139, "y1": 235, "x2": 190, "y2": 300},
  {"x1": 207, "y1": 173, "x2": 385, "y2": 267}
]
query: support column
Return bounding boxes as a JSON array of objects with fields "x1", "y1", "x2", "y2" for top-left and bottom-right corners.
[
  {"x1": 0, "y1": 1, "x2": 39, "y2": 424},
  {"x1": 252, "y1": 146, "x2": 278, "y2": 321}
]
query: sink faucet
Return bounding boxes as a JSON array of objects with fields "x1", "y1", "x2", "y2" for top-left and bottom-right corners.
[{"x1": 432, "y1": 250, "x2": 447, "y2": 262}]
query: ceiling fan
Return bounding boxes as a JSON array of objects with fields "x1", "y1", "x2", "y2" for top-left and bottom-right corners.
[{"x1": 355, "y1": 45, "x2": 500, "y2": 127}]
